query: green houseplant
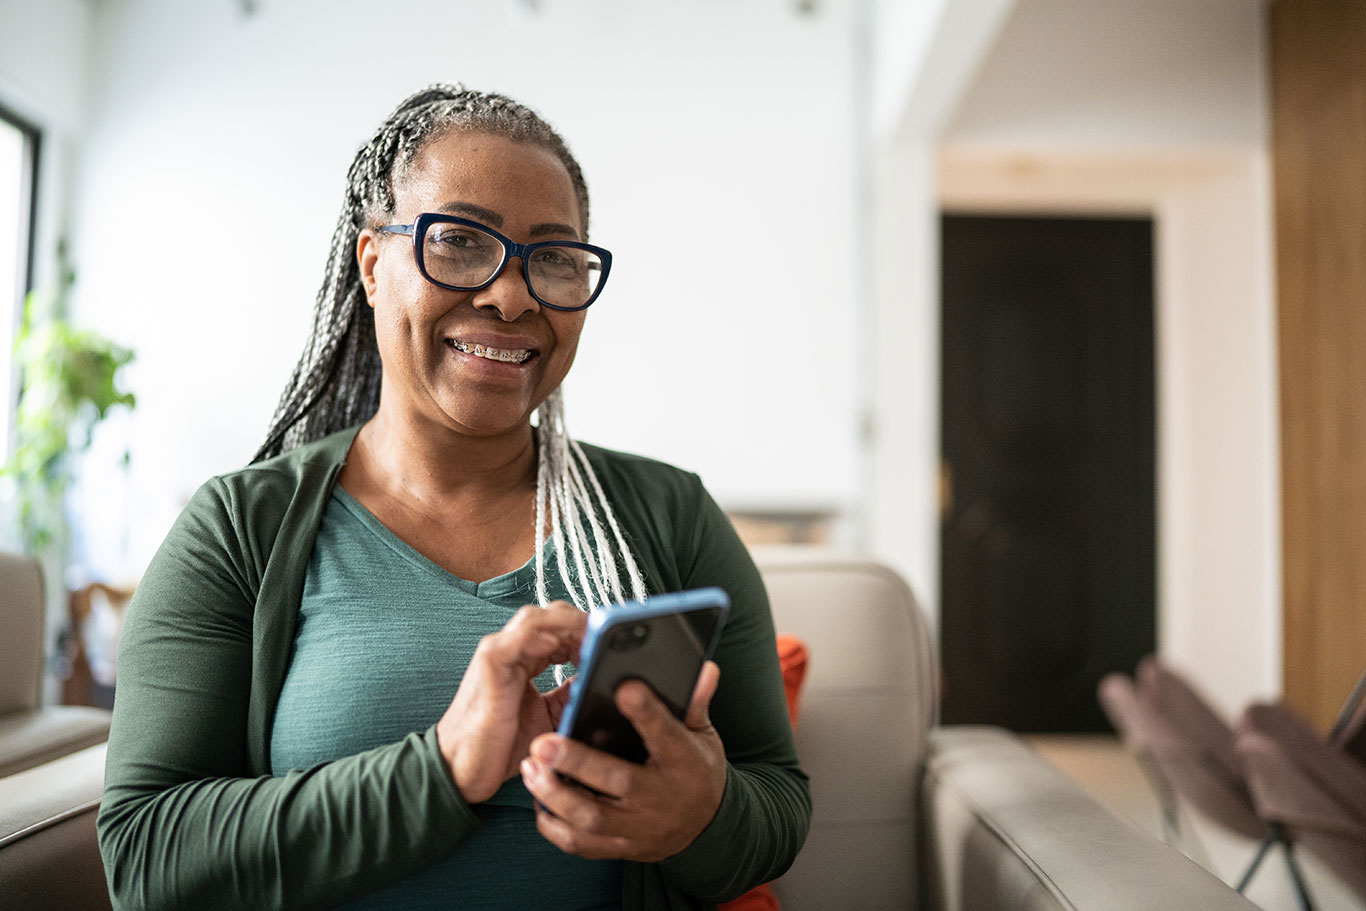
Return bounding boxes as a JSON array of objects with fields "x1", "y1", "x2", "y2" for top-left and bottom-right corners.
[{"x1": 2, "y1": 254, "x2": 136, "y2": 561}]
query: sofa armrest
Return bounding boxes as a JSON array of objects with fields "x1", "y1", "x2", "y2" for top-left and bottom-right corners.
[
  {"x1": 0, "y1": 743, "x2": 111, "y2": 910},
  {"x1": 922, "y1": 727, "x2": 1260, "y2": 911}
]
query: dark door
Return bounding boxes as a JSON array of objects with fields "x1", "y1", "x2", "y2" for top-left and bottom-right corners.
[{"x1": 939, "y1": 214, "x2": 1155, "y2": 733}]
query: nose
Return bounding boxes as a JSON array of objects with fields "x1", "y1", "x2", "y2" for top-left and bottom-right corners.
[{"x1": 471, "y1": 255, "x2": 539, "y2": 322}]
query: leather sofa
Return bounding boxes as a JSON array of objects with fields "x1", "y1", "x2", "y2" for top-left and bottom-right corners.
[
  {"x1": 0, "y1": 550, "x2": 1260, "y2": 910},
  {"x1": 756, "y1": 549, "x2": 1259, "y2": 911},
  {"x1": 0, "y1": 550, "x2": 113, "y2": 909},
  {"x1": 0, "y1": 743, "x2": 109, "y2": 909}
]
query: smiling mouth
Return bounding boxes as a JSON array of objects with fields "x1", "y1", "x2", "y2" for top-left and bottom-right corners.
[{"x1": 447, "y1": 338, "x2": 535, "y2": 364}]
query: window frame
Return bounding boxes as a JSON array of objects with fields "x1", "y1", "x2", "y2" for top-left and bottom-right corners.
[{"x1": 0, "y1": 101, "x2": 42, "y2": 450}]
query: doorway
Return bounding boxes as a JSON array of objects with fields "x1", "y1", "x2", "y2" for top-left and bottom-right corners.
[{"x1": 939, "y1": 214, "x2": 1156, "y2": 733}]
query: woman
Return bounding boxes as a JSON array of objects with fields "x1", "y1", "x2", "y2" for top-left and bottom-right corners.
[{"x1": 97, "y1": 85, "x2": 809, "y2": 910}]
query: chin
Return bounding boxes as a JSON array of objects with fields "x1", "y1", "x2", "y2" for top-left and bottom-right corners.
[{"x1": 443, "y1": 408, "x2": 537, "y2": 439}]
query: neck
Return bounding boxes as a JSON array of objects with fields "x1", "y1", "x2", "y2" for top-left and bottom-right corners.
[{"x1": 355, "y1": 404, "x2": 539, "y2": 501}]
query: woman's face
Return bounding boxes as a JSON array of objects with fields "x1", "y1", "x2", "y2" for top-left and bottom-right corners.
[{"x1": 358, "y1": 130, "x2": 588, "y2": 440}]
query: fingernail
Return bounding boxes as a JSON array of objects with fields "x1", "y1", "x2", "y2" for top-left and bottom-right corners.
[
  {"x1": 521, "y1": 758, "x2": 536, "y2": 779},
  {"x1": 533, "y1": 738, "x2": 562, "y2": 763}
]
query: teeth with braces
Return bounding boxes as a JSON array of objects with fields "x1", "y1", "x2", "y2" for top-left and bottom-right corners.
[{"x1": 449, "y1": 338, "x2": 533, "y2": 364}]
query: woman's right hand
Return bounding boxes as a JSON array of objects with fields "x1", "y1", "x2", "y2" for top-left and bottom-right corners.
[{"x1": 435, "y1": 602, "x2": 586, "y2": 804}]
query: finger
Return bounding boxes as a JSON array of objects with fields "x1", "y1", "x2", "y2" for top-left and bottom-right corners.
[
  {"x1": 522, "y1": 603, "x2": 587, "y2": 663},
  {"x1": 516, "y1": 601, "x2": 587, "y2": 638},
  {"x1": 529, "y1": 733, "x2": 635, "y2": 799},
  {"x1": 480, "y1": 605, "x2": 586, "y2": 672},
  {"x1": 684, "y1": 661, "x2": 720, "y2": 730},
  {"x1": 613, "y1": 677, "x2": 676, "y2": 748},
  {"x1": 530, "y1": 790, "x2": 631, "y2": 860},
  {"x1": 521, "y1": 755, "x2": 615, "y2": 829},
  {"x1": 544, "y1": 677, "x2": 575, "y2": 726},
  {"x1": 520, "y1": 755, "x2": 573, "y2": 815}
]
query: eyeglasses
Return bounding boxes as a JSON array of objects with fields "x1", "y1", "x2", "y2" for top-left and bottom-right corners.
[{"x1": 377, "y1": 213, "x2": 611, "y2": 311}]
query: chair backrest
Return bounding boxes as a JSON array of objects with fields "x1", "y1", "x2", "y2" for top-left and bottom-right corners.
[
  {"x1": 1329, "y1": 669, "x2": 1366, "y2": 761},
  {"x1": 0, "y1": 551, "x2": 45, "y2": 715},
  {"x1": 1097, "y1": 672, "x2": 1144, "y2": 747},
  {"x1": 754, "y1": 549, "x2": 936, "y2": 911},
  {"x1": 1138, "y1": 657, "x2": 1242, "y2": 778},
  {"x1": 1134, "y1": 656, "x2": 1266, "y2": 838}
]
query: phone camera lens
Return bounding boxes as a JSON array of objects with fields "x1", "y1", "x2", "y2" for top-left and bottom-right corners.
[{"x1": 609, "y1": 622, "x2": 651, "y2": 651}]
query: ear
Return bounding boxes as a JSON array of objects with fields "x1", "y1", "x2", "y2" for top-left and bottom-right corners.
[{"x1": 357, "y1": 228, "x2": 380, "y2": 306}]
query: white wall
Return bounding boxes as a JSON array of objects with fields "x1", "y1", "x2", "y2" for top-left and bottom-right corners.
[
  {"x1": 0, "y1": 0, "x2": 90, "y2": 131},
  {"x1": 1155, "y1": 155, "x2": 1280, "y2": 714},
  {"x1": 863, "y1": 0, "x2": 1014, "y2": 618},
  {"x1": 925, "y1": 0, "x2": 1280, "y2": 716},
  {"x1": 62, "y1": 0, "x2": 863, "y2": 580},
  {"x1": 946, "y1": 0, "x2": 1266, "y2": 152}
]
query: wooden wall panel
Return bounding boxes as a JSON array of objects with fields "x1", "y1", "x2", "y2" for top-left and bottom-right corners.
[{"x1": 1272, "y1": 0, "x2": 1366, "y2": 731}]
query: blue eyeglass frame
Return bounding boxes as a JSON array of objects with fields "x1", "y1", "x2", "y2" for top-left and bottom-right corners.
[{"x1": 377, "y1": 213, "x2": 612, "y2": 312}]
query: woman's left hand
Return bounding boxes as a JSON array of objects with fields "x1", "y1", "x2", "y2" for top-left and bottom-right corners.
[{"x1": 520, "y1": 661, "x2": 727, "y2": 862}]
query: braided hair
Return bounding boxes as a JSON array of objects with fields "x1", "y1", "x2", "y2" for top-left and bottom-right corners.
[{"x1": 256, "y1": 84, "x2": 646, "y2": 626}]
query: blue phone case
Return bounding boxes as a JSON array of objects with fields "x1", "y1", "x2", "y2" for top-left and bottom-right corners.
[{"x1": 556, "y1": 587, "x2": 730, "y2": 763}]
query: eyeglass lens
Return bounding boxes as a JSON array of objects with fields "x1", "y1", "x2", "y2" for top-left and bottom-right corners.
[{"x1": 422, "y1": 221, "x2": 604, "y2": 309}]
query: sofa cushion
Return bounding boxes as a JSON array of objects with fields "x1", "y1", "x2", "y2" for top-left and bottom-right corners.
[
  {"x1": 754, "y1": 549, "x2": 934, "y2": 911},
  {"x1": 0, "y1": 707, "x2": 112, "y2": 779},
  {"x1": 0, "y1": 552, "x2": 44, "y2": 714}
]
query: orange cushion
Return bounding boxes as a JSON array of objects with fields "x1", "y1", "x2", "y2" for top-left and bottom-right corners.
[
  {"x1": 721, "y1": 885, "x2": 782, "y2": 911},
  {"x1": 775, "y1": 634, "x2": 810, "y2": 731},
  {"x1": 718, "y1": 634, "x2": 810, "y2": 911}
]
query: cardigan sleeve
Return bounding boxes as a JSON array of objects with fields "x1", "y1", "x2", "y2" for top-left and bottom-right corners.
[
  {"x1": 97, "y1": 478, "x2": 481, "y2": 911},
  {"x1": 651, "y1": 480, "x2": 812, "y2": 902}
]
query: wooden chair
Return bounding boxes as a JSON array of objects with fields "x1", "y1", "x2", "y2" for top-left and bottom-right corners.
[{"x1": 62, "y1": 583, "x2": 135, "y2": 709}]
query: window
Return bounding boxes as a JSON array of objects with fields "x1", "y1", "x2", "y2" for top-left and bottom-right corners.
[{"x1": 0, "y1": 104, "x2": 40, "y2": 451}]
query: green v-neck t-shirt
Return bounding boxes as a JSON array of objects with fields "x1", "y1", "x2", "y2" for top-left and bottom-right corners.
[{"x1": 270, "y1": 487, "x2": 619, "y2": 910}]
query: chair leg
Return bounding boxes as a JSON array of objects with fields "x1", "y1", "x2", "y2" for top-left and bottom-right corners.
[
  {"x1": 1278, "y1": 829, "x2": 1316, "y2": 911},
  {"x1": 1237, "y1": 823, "x2": 1318, "y2": 911},
  {"x1": 1158, "y1": 800, "x2": 1181, "y2": 846},
  {"x1": 1235, "y1": 830, "x2": 1277, "y2": 893},
  {"x1": 1135, "y1": 754, "x2": 1187, "y2": 849}
]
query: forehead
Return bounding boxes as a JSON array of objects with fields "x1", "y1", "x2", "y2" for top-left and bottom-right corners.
[{"x1": 394, "y1": 131, "x2": 582, "y2": 235}]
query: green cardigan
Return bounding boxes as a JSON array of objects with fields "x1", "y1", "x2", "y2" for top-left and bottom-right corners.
[{"x1": 97, "y1": 427, "x2": 810, "y2": 911}]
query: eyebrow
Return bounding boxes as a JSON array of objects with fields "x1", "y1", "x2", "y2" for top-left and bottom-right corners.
[{"x1": 435, "y1": 202, "x2": 581, "y2": 240}]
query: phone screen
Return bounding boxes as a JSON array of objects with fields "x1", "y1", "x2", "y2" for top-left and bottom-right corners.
[{"x1": 561, "y1": 591, "x2": 728, "y2": 764}]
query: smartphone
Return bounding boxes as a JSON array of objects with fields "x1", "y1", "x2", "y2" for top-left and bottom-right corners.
[{"x1": 557, "y1": 587, "x2": 731, "y2": 764}]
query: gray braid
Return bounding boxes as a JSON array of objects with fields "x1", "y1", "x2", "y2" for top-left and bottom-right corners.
[
  {"x1": 256, "y1": 84, "x2": 645, "y2": 617},
  {"x1": 535, "y1": 389, "x2": 647, "y2": 683}
]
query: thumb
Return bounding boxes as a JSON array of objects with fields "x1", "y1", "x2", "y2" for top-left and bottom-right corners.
[{"x1": 684, "y1": 661, "x2": 720, "y2": 731}]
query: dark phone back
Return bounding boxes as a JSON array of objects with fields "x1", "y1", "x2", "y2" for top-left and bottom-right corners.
[{"x1": 563, "y1": 594, "x2": 727, "y2": 764}]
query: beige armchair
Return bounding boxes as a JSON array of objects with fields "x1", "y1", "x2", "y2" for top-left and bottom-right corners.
[{"x1": 0, "y1": 551, "x2": 111, "y2": 778}]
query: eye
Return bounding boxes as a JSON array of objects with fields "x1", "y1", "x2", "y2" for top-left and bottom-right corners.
[
  {"x1": 531, "y1": 246, "x2": 586, "y2": 274},
  {"x1": 428, "y1": 226, "x2": 486, "y2": 248}
]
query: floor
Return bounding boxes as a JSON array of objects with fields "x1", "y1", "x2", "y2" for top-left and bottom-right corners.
[{"x1": 1026, "y1": 734, "x2": 1365, "y2": 911}]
